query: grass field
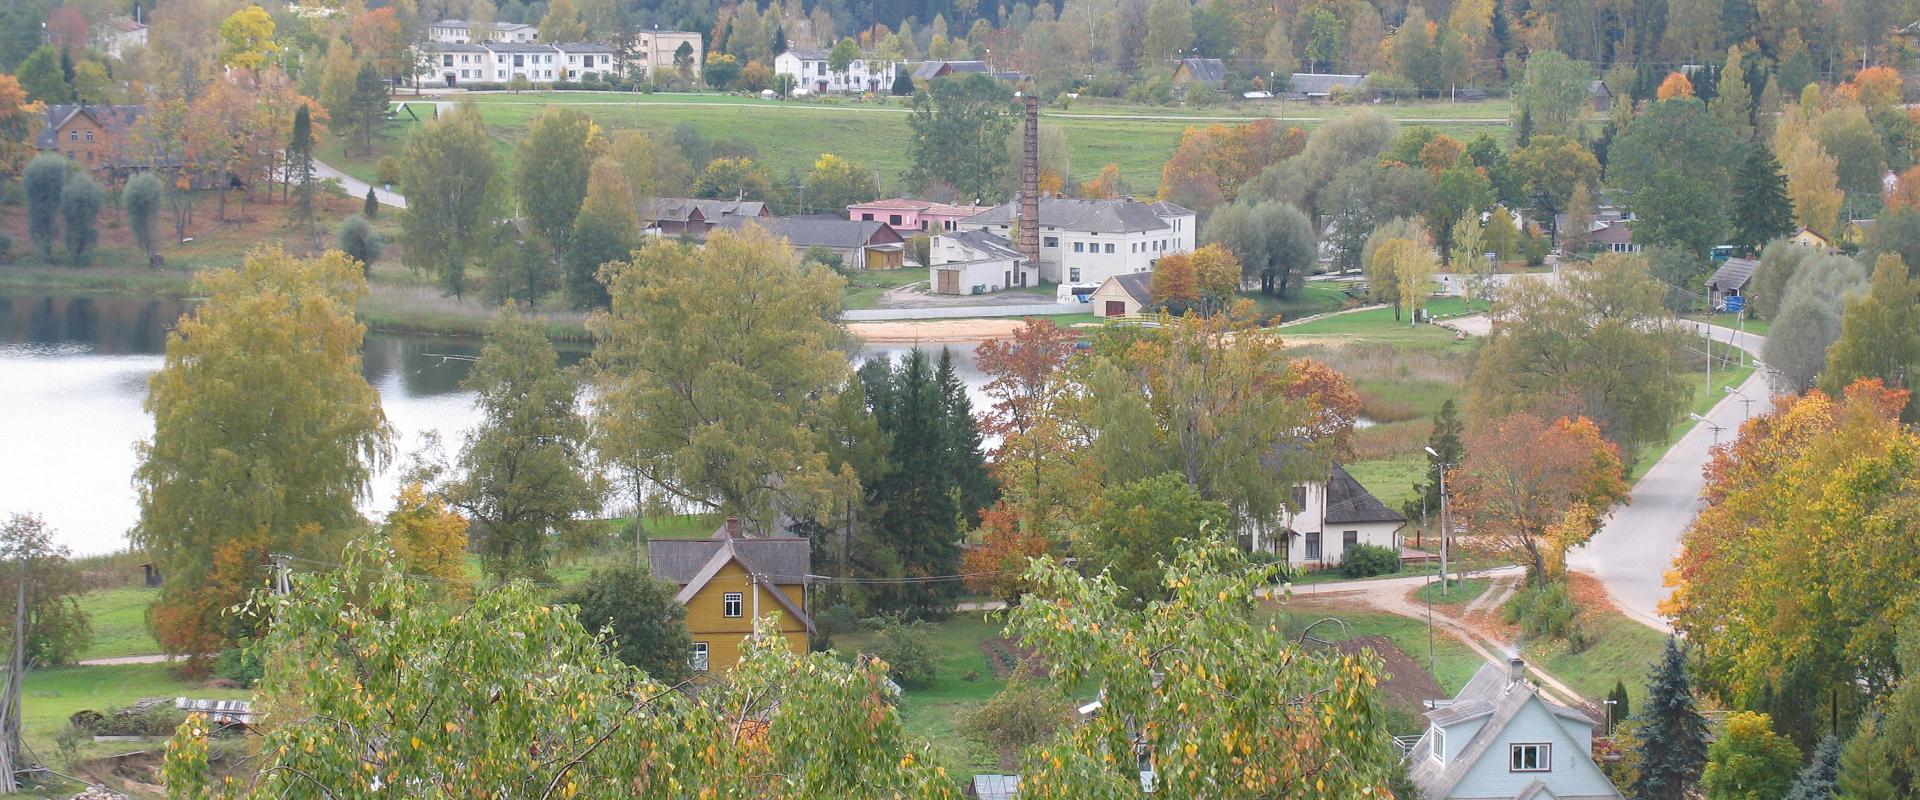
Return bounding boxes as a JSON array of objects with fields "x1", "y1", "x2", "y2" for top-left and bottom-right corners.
[
  {"x1": 1529, "y1": 608, "x2": 1667, "y2": 708},
  {"x1": 21, "y1": 663, "x2": 248, "y2": 753},
  {"x1": 844, "y1": 266, "x2": 932, "y2": 310},
  {"x1": 1271, "y1": 606, "x2": 1482, "y2": 696},
  {"x1": 837, "y1": 615, "x2": 1009, "y2": 773},
  {"x1": 75, "y1": 588, "x2": 162, "y2": 661},
  {"x1": 1411, "y1": 577, "x2": 1491, "y2": 607}
]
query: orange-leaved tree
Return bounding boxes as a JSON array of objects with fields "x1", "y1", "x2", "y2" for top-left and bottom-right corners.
[
  {"x1": 1657, "y1": 71, "x2": 1696, "y2": 100},
  {"x1": 1282, "y1": 358, "x2": 1362, "y2": 462},
  {"x1": 1151, "y1": 251, "x2": 1200, "y2": 305},
  {"x1": 1451, "y1": 414, "x2": 1626, "y2": 584},
  {"x1": 961, "y1": 501, "x2": 1052, "y2": 602},
  {"x1": 975, "y1": 319, "x2": 1085, "y2": 525}
]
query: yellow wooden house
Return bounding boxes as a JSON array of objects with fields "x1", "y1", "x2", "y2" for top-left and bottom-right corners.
[
  {"x1": 1790, "y1": 226, "x2": 1832, "y2": 250},
  {"x1": 648, "y1": 518, "x2": 814, "y2": 675}
]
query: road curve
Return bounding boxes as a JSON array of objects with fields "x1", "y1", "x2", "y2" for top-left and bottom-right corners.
[
  {"x1": 1567, "y1": 322, "x2": 1768, "y2": 632},
  {"x1": 313, "y1": 159, "x2": 407, "y2": 209}
]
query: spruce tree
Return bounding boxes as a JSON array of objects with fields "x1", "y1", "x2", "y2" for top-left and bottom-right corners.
[
  {"x1": 1608, "y1": 680, "x2": 1632, "y2": 727},
  {"x1": 1836, "y1": 717, "x2": 1896, "y2": 800},
  {"x1": 861, "y1": 350, "x2": 966, "y2": 618},
  {"x1": 1783, "y1": 734, "x2": 1840, "y2": 800},
  {"x1": 349, "y1": 61, "x2": 388, "y2": 154},
  {"x1": 289, "y1": 105, "x2": 316, "y2": 237},
  {"x1": 1633, "y1": 637, "x2": 1711, "y2": 800},
  {"x1": 365, "y1": 186, "x2": 379, "y2": 218},
  {"x1": 1405, "y1": 399, "x2": 1463, "y2": 525},
  {"x1": 935, "y1": 348, "x2": 996, "y2": 526},
  {"x1": 1732, "y1": 146, "x2": 1794, "y2": 255}
]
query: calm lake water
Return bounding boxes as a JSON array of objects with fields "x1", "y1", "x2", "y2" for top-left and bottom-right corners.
[{"x1": 0, "y1": 293, "x2": 989, "y2": 555}]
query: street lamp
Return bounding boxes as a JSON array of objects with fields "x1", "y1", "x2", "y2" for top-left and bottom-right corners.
[
  {"x1": 1689, "y1": 412, "x2": 1725, "y2": 446},
  {"x1": 1724, "y1": 385, "x2": 1754, "y2": 418},
  {"x1": 1425, "y1": 445, "x2": 1450, "y2": 595},
  {"x1": 1604, "y1": 698, "x2": 1617, "y2": 737}
]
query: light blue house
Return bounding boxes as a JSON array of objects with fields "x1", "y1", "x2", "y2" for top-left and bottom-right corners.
[{"x1": 1406, "y1": 658, "x2": 1622, "y2": 800}]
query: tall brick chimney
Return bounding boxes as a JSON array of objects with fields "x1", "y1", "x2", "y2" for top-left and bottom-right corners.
[{"x1": 1019, "y1": 94, "x2": 1040, "y2": 266}]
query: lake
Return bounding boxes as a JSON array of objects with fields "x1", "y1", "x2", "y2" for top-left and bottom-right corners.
[{"x1": 0, "y1": 293, "x2": 990, "y2": 555}]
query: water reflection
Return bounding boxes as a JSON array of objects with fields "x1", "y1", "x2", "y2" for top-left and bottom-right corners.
[{"x1": 0, "y1": 292, "x2": 982, "y2": 554}]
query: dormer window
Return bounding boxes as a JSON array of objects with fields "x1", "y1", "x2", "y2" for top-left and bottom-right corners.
[{"x1": 1429, "y1": 725, "x2": 1445, "y2": 763}]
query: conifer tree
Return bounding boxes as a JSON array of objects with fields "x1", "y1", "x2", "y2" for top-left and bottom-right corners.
[
  {"x1": 1633, "y1": 637, "x2": 1711, "y2": 800},
  {"x1": 1732, "y1": 146, "x2": 1795, "y2": 255},
  {"x1": 1836, "y1": 717, "x2": 1897, "y2": 800},
  {"x1": 1405, "y1": 399, "x2": 1463, "y2": 524},
  {"x1": 859, "y1": 350, "x2": 967, "y2": 618},
  {"x1": 288, "y1": 105, "x2": 315, "y2": 238},
  {"x1": 1784, "y1": 735, "x2": 1841, "y2": 800},
  {"x1": 364, "y1": 186, "x2": 378, "y2": 218},
  {"x1": 936, "y1": 347, "x2": 996, "y2": 527},
  {"x1": 1608, "y1": 680, "x2": 1632, "y2": 726}
]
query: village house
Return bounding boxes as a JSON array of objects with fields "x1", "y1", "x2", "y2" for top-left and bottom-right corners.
[
  {"x1": 639, "y1": 198, "x2": 769, "y2": 237},
  {"x1": 1591, "y1": 222, "x2": 1640, "y2": 254},
  {"x1": 1407, "y1": 658, "x2": 1623, "y2": 800},
  {"x1": 1280, "y1": 73, "x2": 1366, "y2": 101},
  {"x1": 35, "y1": 104, "x2": 145, "y2": 173},
  {"x1": 98, "y1": 15, "x2": 147, "y2": 58},
  {"x1": 1170, "y1": 57, "x2": 1227, "y2": 97},
  {"x1": 929, "y1": 229, "x2": 1033, "y2": 294},
  {"x1": 1089, "y1": 271, "x2": 1151, "y2": 318},
  {"x1": 847, "y1": 198, "x2": 990, "y2": 235},
  {"x1": 1705, "y1": 256, "x2": 1758, "y2": 311},
  {"x1": 630, "y1": 29, "x2": 705, "y2": 79},
  {"x1": 427, "y1": 19, "x2": 539, "y2": 43},
  {"x1": 1841, "y1": 218, "x2": 1874, "y2": 247},
  {"x1": 773, "y1": 48, "x2": 899, "y2": 94},
  {"x1": 1590, "y1": 79, "x2": 1613, "y2": 113},
  {"x1": 958, "y1": 197, "x2": 1197, "y2": 287},
  {"x1": 1251, "y1": 463, "x2": 1407, "y2": 570},
  {"x1": 647, "y1": 518, "x2": 814, "y2": 675},
  {"x1": 1790, "y1": 226, "x2": 1832, "y2": 250},
  {"x1": 718, "y1": 216, "x2": 907, "y2": 270},
  {"x1": 417, "y1": 41, "x2": 618, "y2": 86},
  {"x1": 910, "y1": 60, "x2": 989, "y2": 81}
]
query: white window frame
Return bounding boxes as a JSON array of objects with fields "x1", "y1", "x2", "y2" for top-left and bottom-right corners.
[
  {"x1": 691, "y1": 642, "x2": 709, "y2": 672},
  {"x1": 1510, "y1": 743, "x2": 1550, "y2": 772},
  {"x1": 723, "y1": 592, "x2": 743, "y2": 618},
  {"x1": 1429, "y1": 726, "x2": 1445, "y2": 763}
]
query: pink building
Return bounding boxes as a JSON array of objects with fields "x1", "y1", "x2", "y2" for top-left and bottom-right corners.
[{"x1": 847, "y1": 198, "x2": 991, "y2": 236}]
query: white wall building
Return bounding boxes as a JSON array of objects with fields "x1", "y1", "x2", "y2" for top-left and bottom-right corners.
[
  {"x1": 419, "y1": 42, "x2": 617, "y2": 86},
  {"x1": 930, "y1": 229, "x2": 1035, "y2": 294},
  {"x1": 773, "y1": 48, "x2": 900, "y2": 94},
  {"x1": 632, "y1": 30, "x2": 704, "y2": 79},
  {"x1": 1408, "y1": 659, "x2": 1623, "y2": 800},
  {"x1": 1247, "y1": 463, "x2": 1406, "y2": 570},
  {"x1": 428, "y1": 19, "x2": 539, "y2": 44},
  {"x1": 958, "y1": 198, "x2": 1197, "y2": 287}
]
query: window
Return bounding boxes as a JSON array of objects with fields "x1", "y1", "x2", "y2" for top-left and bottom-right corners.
[
  {"x1": 723, "y1": 592, "x2": 743, "y2": 618},
  {"x1": 889, "y1": 214, "x2": 903, "y2": 225},
  {"x1": 861, "y1": 213, "x2": 875, "y2": 221},
  {"x1": 816, "y1": 62, "x2": 827, "y2": 76},
  {"x1": 68, "y1": 130, "x2": 78, "y2": 142},
  {"x1": 1343, "y1": 530, "x2": 1358, "y2": 550},
  {"x1": 690, "y1": 643, "x2": 710, "y2": 672},
  {"x1": 1104, "y1": 243, "x2": 1114, "y2": 253},
  {"x1": 1291, "y1": 486, "x2": 1306, "y2": 510},
  {"x1": 1429, "y1": 727, "x2": 1446, "y2": 763},
  {"x1": 1069, "y1": 267, "x2": 1081, "y2": 282},
  {"x1": 1305, "y1": 532, "x2": 1321, "y2": 560},
  {"x1": 1043, "y1": 236, "x2": 1058, "y2": 247},
  {"x1": 1073, "y1": 242, "x2": 1084, "y2": 253},
  {"x1": 1510, "y1": 743, "x2": 1550, "y2": 772}
]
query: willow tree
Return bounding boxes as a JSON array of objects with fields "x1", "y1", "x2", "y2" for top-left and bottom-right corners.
[
  {"x1": 162, "y1": 540, "x2": 958, "y2": 798},
  {"x1": 133, "y1": 247, "x2": 390, "y2": 661},
  {"x1": 399, "y1": 102, "x2": 501, "y2": 297},
  {"x1": 590, "y1": 227, "x2": 851, "y2": 529}
]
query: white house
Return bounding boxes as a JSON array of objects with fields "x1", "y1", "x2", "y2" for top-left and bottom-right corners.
[
  {"x1": 773, "y1": 48, "x2": 899, "y2": 94},
  {"x1": 958, "y1": 198, "x2": 1197, "y2": 287},
  {"x1": 1407, "y1": 658, "x2": 1623, "y2": 800},
  {"x1": 428, "y1": 19, "x2": 539, "y2": 44},
  {"x1": 98, "y1": 16, "x2": 147, "y2": 58},
  {"x1": 631, "y1": 30, "x2": 704, "y2": 78},
  {"x1": 1246, "y1": 462, "x2": 1405, "y2": 570},
  {"x1": 417, "y1": 42, "x2": 616, "y2": 86},
  {"x1": 930, "y1": 229, "x2": 1034, "y2": 294}
]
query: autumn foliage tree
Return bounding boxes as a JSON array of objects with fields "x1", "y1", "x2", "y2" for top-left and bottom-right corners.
[
  {"x1": 1150, "y1": 251, "x2": 1200, "y2": 307},
  {"x1": 1452, "y1": 414, "x2": 1628, "y2": 584},
  {"x1": 1657, "y1": 72, "x2": 1696, "y2": 100},
  {"x1": 1283, "y1": 358, "x2": 1363, "y2": 461},
  {"x1": 960, "y1": 500, "x2": 1051, "y2": 602},
  {"x1": 1667, "y1": 379, "x2": 1920, "y2": 741},
  {"x1": 0, "y1": 75, "x2": 41, "y2": 182},
  {"x1": 381, "y1": 483, "x2": 470, "y2": 592},
  {"x1": 1157, "y1": 120, "x2": 1298, "y2": 214},
  {"x1": 974, "y1": 319, "x2": 1083, "y2": 525}
]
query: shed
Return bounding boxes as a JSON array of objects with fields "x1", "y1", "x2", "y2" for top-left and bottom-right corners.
[
  {"x1": 1705, "y1": 257, "x2": 1759, "y2": 310},
  {"x1": 1591, "y1": 79, "x2": 1613, "y2": 113},
  {"x1": 1090, "y1": 272, "x2": 1152, "y2": 318},
  {"x1": 969, "y1": 774, "x2": 1021, "y2": 800},
  {"x1": 1281, "y1": 72, "x2": 1365, "y2": 101}
]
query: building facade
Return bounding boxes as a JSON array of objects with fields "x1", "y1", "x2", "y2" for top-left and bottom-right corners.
[
  {"x1": 1245, "y1": 463, "x2": 1406, "y2": 570},
  {"x1": 647, "y1": 519, "x2": 813, "y2": 675},
  {"x1": 418, "y1": 42, "x2": 617, "y2": 85},
  {"x1": 35, "y1": 104, "x2": 145, "y2": 171},
  {"x1": 427, "y1": 19, "x2": 539, "y2": 43},
  {"x1": 849, "y1": 198, "x2": 991, "y2": 235},
  {"x1": 930, "y1": 229, "x2": 1034, "y2": 293},
  {"x1": 632, "y1": 30, "x2": 704, "y2": 78},
  {"x1": 958, "y1": 198, "x2": 1197, "y2": 287},
  {"x1": 773, "y1": 48, "x2": 900, "y2": 94},
  {"x1": 1407, "y1": 659, "x2": 1622, "y2": 800}
]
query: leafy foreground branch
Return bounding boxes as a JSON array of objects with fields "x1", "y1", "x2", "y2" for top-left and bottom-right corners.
[{"x1": 161, "y1": 540, "x2": 955, "y2": 799}]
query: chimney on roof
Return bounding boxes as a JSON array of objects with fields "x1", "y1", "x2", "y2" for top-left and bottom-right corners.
[
  {"x1": 1508, "y1": 657, "x2": 1526, "y2": 684},
  {"x1": 722, "y1": 516, "x2": 742, "y2": 539}
]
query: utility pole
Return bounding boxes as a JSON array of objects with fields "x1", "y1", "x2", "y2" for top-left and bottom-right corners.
[
  {"x1": 0, "y1": 556, "x2": 26, "y2": 794},
  {"x1": 269, "y1": 553, "x2": 292, "y2": 596},
  {"x1": 1427, "y1": 446, "x2": 1450, "y2": 595}
]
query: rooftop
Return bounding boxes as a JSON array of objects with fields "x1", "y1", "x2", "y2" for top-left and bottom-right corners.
[{"x1": 965, "y1": 197, "x2": 1191, "y2": 234}]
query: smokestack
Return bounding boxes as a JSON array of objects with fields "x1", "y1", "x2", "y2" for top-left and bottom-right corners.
[
  {"x1": 1019, "y1": 94, "x2": 1040, "y2": 266},
  {"x1": 1508, "y1": 657, "x2": 1526, "y2": 684}
]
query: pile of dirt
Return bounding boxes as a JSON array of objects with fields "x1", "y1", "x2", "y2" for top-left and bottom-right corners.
[{"x1": 1329, "y1": 634, "x2": 1445, "y2": 712}]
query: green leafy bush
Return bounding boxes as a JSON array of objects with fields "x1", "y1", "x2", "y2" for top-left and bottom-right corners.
[
  {"x1": 1340, "y1": 544, "x2": 1401, "y2": 578},
  {"x1": 869, "y1": 619, "x2": 937, "y2": 690},
  {"x1": 1504, "y1": 581, "x2": 1589, "y2": 651},
  {"x1": 213, "y1": 646, "x2": 264, "y2": 686}
]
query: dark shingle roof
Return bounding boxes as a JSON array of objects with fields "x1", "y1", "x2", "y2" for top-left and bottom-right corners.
[
  {"x1": 555, "y1": 42, "x2": 617, "y2": 53},
  {"x1": 1323, "y1": 463, "x2": 1406, "y2": 524},
  {"x1": 647, "y1": 530, "x2": 812, "y2": 585},
  {"x1": 485, "y1": 41, "x2": 555, "y2": 53},
  {"x1": 35, "y1": 104, "x2": 145, "y2": 150},
  {"x1": 1175, "y1": 57, "x2": 1227, "y2": 86},
  {"x1": 1287, "y1": 73, "x2": 1365, "y2": 96},
  {"x1": 642, "y1": 197, "x2": 767, "y2": 223},
  {"x1": 1705, "y1": 257, "x2": 1759, "y2": 292},
  {"x1": 718, "y1": 216, "x2": 903, "y2": 249},
  {"x1": 965, "y1": 198, "x2": 1177, "y2": 234},
  {"x1": 943, "y1": 229, "x2": 1025, "y2": 261},
  {"x1": 1108, "y1": 271, "x2": 1152, "y2": 305}
]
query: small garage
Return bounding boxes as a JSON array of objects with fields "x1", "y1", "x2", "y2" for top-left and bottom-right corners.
[{"x1": 1090, "y1": 272, "x2": 1152, "y2": 318}]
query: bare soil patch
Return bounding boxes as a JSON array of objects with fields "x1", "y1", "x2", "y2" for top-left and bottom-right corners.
[
  {"x1": 1328, "y1": 635, "x2": 1445, "y2": 712},
  {"x1": 978, "y1": 636, "x2": 1047, "y2": 680}
]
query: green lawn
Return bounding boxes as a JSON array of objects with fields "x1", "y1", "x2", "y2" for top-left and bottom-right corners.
[
  {"x1": 1271, "y1": 607, "x2": 1483, "y2": 696},
  {"x1": 21, "y1": 663, "x2": 249, "y2": 753},
  {"x1": 1246, "y1": 282, "x2": 1353, "y2": 322},
  {"x1": 843, "y1": 267, "x2": 931, "y2": 310},
  {"x1": 75, "y1": 587, "x2": 162, "y2": 661},
  {"x1": 1411, "y1": 577, "x2": 1490, "y2": 608},
  {"x1": 1704, "y1": 311, "x2": 1769, "y2": 338},
  {"x1": 1529, "y1": 609, "x2": 1668, "y2": 708},
  {"x1": 1345, "y1": 454, "x2": 1424, "y2": 512},
  {"x1": 838, "y1": 615, "x2": 1009, "y2": 773},
  {"x1": 1280, "y1": 301, "x2": 1478, "y2": 352}
]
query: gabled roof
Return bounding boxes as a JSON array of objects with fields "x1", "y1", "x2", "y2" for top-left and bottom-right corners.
[
  {"x1": 942, "y1": 229, "x2": 1026, "y2": 261},
  {"x1": 1409, "y1": 661, "x2": 1609, "y2": 800},
  {"x1": 1324, "y1": 464, "x2": 1406, "y2": 524},
  {"x1": 425, "y1": 41, "x2": 492, "y2": 52},
  {"x1": 1287, "y1": 72, "x2": 1365, "y2": 96},
  {"x1": 1590, "y1": 79, "x2": 1612, "y2": 98},
  {"x1": 1174, "y1": 57, "x2": 1227, "y2": 86},
  {"x1": 641, "y1": 197, "x2": 767, "y2": 223},
  {"x1": 35, "y1": 104, "x2": 146, "y2": 150},
  {"x1": 647, "y1": 522, "x2": 815, "y2": 633},
  {"x1": 718, "y1": 216, "x2": 904, "y2": 249},
  {"x1": 1104, "y1": 271, "x2": 1153, "y2": 305},
  {"x1": 965, "y1": 198, "x2": 1176, "y2": 234},
  {"x1": 1705, "y1": 257, "x2": 1759, "y2": 292},
  {"x1": 782, "y1": 47, "x2": 831, "y2": 60},
  {"x1": 911, "y1": 60, "x2": 989, "y2": 80},
  {"x1": 1591, "y1": 222, "x2": 1634, "y2": 244}
]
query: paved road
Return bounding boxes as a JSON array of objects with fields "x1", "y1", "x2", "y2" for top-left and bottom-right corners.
[
  {"x1": 1567, "y1": 322, "x2": 1768, "y2": 632},
  {"x1": 313, "y1": 159, "x2": 406, "y2": 209},
  {"x1": 76, "y1": 653, "x2": 179, "y2": 666}
]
